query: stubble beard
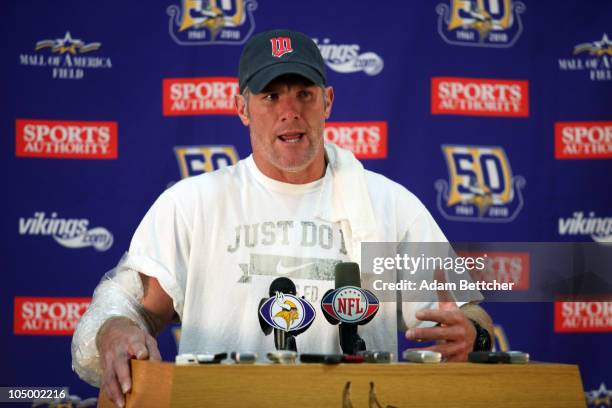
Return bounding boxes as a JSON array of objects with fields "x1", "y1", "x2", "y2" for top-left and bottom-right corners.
[{"x1": 265, "y1": 136, "x2": 318, "y2": 173}]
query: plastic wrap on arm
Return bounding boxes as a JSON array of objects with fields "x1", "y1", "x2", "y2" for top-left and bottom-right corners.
[{"x1": 71, "y1": 256, "x2": 150, "y2": 387}]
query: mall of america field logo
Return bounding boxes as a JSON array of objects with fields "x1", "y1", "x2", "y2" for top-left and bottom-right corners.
[
  {"x1": 435, "y1": 145, "x2": 525, "y2": 222},
  {"x1": 167, "y1": 0, "x2": 257, "y2": 45},
  {"x1": 559, "y1": 33, "x2": 612, "y2": 81},
  {"x1": 436, "y1": 0, "x2": 525, "y2": 48},
  {"x1": 19, "y1": 31, "x2": 112, "y2": 80},
  {"x1": 585, "y1": 383, "x2": 612, "y2": 408}
]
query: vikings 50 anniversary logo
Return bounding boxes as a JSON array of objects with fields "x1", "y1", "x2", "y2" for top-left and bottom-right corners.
[
  {"x1": 435, "y1": 145, "x2": 525, "y2": 222},
  {"x1": 174, "y1": 145, "x2": 239, "y2": 178},
  {"x1": 436, "y1": 0, "x2": 525, "y2": 48},
  {"x1": 167, "y1": 0, "x2": 257, "y2": 45}
]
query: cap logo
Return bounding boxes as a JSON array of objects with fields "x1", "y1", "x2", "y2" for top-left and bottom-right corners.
[{"x1": 270, "y1": 37, "x2": 293, "y2": 58}]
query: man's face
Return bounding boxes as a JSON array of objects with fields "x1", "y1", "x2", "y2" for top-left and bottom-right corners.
[{"x1": 235, "y1": 74, "x2": 334, "y2": 181}]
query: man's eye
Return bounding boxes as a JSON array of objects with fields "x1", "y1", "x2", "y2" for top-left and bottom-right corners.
[
  {"x1": 298, "y1": 90, "x2": 312, "y2": 98},
  {"x1": 263, "y1": 93, "x2": 278, "y2": 101}
]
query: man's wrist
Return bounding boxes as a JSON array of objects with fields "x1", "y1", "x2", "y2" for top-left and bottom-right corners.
[
  {"x1": 95, "y1": 316, "x2": 138, "y2": 353},
  {"x1": 470, "y1": 319, "x2": 492, "y2": 351}
]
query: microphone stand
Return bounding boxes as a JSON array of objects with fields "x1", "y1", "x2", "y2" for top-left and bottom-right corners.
[
  {"x1": 339, "y1": 323, "x2": 366, "y2": 355},
  {"x1": 274, "y1": 331, "x2": 297, "y2": 352}
]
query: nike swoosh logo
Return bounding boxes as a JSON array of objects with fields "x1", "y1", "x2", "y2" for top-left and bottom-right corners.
[{"x1": 276, "y1": 261, "x2": 316, "y2": 275}]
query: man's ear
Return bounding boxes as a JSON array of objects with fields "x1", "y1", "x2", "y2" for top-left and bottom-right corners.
[
  {"x1": 324, "y1": 86, "x2": 334, "y2": 119},
  {"x1": 235, "y1": 94, "x2": 250, "y2": 126}
]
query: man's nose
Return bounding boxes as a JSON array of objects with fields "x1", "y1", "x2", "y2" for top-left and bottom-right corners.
[{"x1": 278, "y1": 96, "x2": 301, "y2": 122}]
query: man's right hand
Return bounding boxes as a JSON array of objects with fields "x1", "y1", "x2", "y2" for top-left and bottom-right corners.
[{"x1": 96, "y1": 316, "x2": 161, "y2": 408}]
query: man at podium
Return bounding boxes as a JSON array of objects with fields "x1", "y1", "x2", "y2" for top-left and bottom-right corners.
[{"x1": 72, "y1": 29, "x2": 493, "y2": 408}]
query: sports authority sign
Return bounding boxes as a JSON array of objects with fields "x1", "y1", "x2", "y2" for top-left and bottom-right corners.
[
  {"x1": 431, "y1": 77, "x2": 528, "y2": 117},
  {"x1": 14, "y1": 297, "x2": 91, "y2": 335},
  {"x1": 324, "y1": 122, "x2": 387, "y2": 159},
  {"x1": 554, "y1": 301, "x2": 612, "y2": 333},
  {"x1": 163, "y1": 77, "x2": 239, "y2": 116},
  {"x1": 555, "y1": 121, "x2": 612, "y2": 159},
  {"x1": 16, "y1": 119, "x2": 117, "y2": 159}
]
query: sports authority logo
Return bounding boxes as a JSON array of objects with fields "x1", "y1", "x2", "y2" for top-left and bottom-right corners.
[
  {"x1": 19, "y1": 212, "x2": 114, "y2": 251},
  {"x1": 163, "y1": 77, "x2": 239, "y2": 116},
  {"x1": 270, "y1": 37, "x2": 293, "y2": 58},
  {"x1": 555, "y1": 121, "x2": 612, "y2": 159},
  {"x1": 19, "y1": 31, "x2": 112, "y2": 80},
  {"x1": 167, "y1": 0, "x2": 257, "y2": 46},
  {"x1": 586, "y1": 383, "x2": 612, "y2": 408},
  {"x1": 259, "y1": 292, "x2": 316, "y2": 332},
  {"x1": 321, "y1": 286, "x2": 379, "y2": 323},
  {"x1": 174, "y1": 145, "x2": 239, "y2": 178},
  {"x1": 459, "y1": 251, "x2": 529, "y2": 290},
  {"x1": 324, "y1": 122, "x2": 387, "y2": 159},
  {"x1": 558, "y1": 212, "x2": 612, "y2": 243},
  {"x1": 431, "y1": 77, "x2": 528, "y2": 117},
  {"x1": 14, "y1": 297, "x2": 91, "y2": 335},
  {"x1": 554, "y1": 302, "x2": 612, "y2": 333},
  {"x1": 313, "y1": 38, "x2": 384, "y2": 76},
  {"x1": 436, "y1": 0, "x2": 525, "y2": 48},
  {"x1": 559, "y1": 34, "x2": 612, "y2": 81},
  {"x1": 16, "y1": 119, "x2": 117, "y2": 159},
  {"x1": 435, "y1": 145, "x2": 526, "y2": 222}
]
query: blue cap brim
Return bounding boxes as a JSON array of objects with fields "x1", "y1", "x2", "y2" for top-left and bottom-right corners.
[{"x1": 246, "y1": 61, "x2": 325, "y2": 94}]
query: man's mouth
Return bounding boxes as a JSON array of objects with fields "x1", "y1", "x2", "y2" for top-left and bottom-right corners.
[{"x1": 278, "y1": 132, "x2": 304, "y2": 143}]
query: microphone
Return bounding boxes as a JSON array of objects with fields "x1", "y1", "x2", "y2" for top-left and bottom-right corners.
[
  {"x1": 321, "y1": 262, "x2": 379, "y2": 355},
  {"x1": 258, "y1": 277, "x2": 316, "y2": 352}
]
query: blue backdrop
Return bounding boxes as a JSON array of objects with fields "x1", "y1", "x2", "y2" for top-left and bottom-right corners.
[{"x1": 2, "y1": 1, "x2": 611, "y2": 405}]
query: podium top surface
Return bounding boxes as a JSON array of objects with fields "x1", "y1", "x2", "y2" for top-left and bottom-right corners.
[{"x1": 99, "y1": 360, "x2": 586, "y2": 408}]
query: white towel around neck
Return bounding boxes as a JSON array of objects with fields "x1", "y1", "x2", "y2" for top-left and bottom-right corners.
[{"x1": 315, "y1": 142, "x2": 380, "y2": 266}]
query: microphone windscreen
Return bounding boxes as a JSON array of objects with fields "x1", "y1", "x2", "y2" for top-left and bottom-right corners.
[
  {"x1": 320, "y1": 289, "x2": 340, "y2": 325},
  {"x1": 258, "y1": 298, "x2": 273, "y2": 335},
  {"x1": 269, "y1": 277, "x2": 297, "y2": 297},
  {"x1": 335, "y1": 262, "x2": 361, "y2": 288}
]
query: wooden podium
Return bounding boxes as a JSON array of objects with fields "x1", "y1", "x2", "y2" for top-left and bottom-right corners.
[{"x1": 98, "y1": 360, "x2": 586, "y2": 407}]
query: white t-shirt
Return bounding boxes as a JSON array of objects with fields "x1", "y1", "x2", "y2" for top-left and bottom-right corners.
[{"x1": 127, "y1": 155, "x2": 447, "y2": 357}]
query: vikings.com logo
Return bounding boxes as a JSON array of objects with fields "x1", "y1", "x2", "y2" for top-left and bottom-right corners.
[
  {"x1": 436, "y1": 0, "x2": 526, "y2": 48},
  {"x1": 435, "y1": 145, "x2": 526, "y2": 223},
  {"x1": 167, "y1": 0, "x2": 257, "y2": 46}
]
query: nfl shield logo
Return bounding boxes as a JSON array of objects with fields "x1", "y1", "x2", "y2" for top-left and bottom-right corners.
[{"x1": 270, "y1": 37, "x2": 293, "y2": 58}]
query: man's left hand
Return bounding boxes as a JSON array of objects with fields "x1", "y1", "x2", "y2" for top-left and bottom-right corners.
[{"x1": 405, "y1": 301, "x2": 476, "y2": 362}]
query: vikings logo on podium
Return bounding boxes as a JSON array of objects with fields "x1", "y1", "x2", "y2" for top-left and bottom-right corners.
[
  {"x1": 321, "y1": 286, "x2": 379, "y2": 324},
  {"x1": 259, "y1": 292, "x2": 316, "y2": 332}
]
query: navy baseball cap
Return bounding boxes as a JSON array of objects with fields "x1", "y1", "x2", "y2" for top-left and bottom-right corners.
[{"x1": 239, "y1": 29, "x2": 327, "y2": 94}]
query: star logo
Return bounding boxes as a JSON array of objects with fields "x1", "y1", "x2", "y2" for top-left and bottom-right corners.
[
  {"x1": 35, "y1": 31, "x2": 101, "y2": 55},
  {"x1": 573, "y1": 33, "x2": 612, "y2": 57},
  {"x1": 586, "y1": 383, "x2": 611, "y2": 407}
]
